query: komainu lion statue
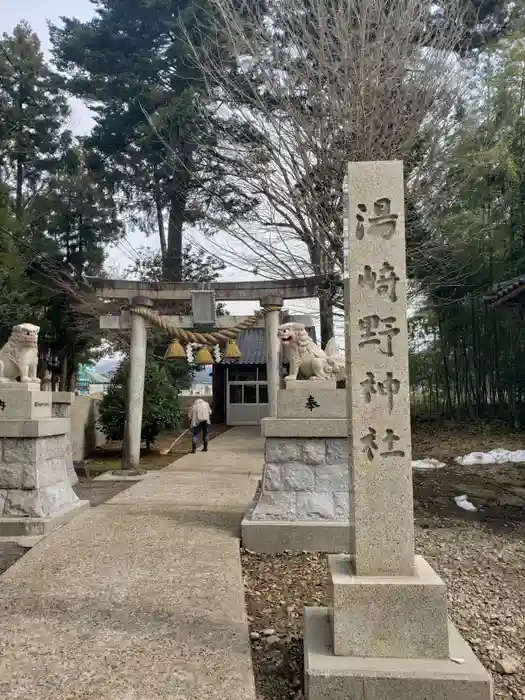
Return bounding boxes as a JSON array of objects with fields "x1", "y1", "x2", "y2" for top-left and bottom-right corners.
[
  {"x1": 278, "y1": 322, "x2": 345, "y2": 381},
  {"x1": 0, "y1": 323, "x2": 40, "y2": 383}
]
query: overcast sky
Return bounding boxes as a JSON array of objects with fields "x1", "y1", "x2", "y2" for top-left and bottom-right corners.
[{"x1": 0, "y1": 0, "x2": 320, "y2": 322}]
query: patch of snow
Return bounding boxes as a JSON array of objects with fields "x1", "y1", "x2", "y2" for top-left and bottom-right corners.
[
  {"x1": 454, "y1": 449, "x2": 525, "y2": 466},
  {"x1": 454, "y1": 494, "x2": 477, "y2": 512},
  {"x1": 412, "y1": 458, "x2": 446, "y2": 470}
]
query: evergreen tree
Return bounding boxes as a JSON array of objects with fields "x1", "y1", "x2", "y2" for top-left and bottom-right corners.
[
  {"x1": 0, "y1": 21, "x2": 70, "y2": 223},
  {"x1": 32, "y1": 142, "x2": 124, "y2": 388},
  {"x1": 50, "y1": 0, "x2": 253, "y2": 281}
]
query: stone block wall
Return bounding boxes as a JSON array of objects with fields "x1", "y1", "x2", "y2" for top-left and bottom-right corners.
[
  {"x1": 52, "y1": 394, "x2": 78, "y2": 486},
  {"x1": 0, "y1": 434, "x2": 79, "y2": 518},
  {"x1": 70, "y1": 396, "x2": 106, "y2": 461},
  {"x1": 250, "y1": 438, "x2": 351, "y2": 521}
]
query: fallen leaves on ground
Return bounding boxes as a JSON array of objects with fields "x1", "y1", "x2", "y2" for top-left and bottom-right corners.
[{"x1": 242, "y1": 518, "x2": 525, "y2": 700}]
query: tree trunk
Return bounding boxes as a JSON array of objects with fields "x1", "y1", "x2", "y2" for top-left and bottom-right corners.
[
  {"x1": 319, "y1": 293, "x2": 334, "y2": 347},
  {"x1": 59, "y1": 354, "x2": 68, "y2": 392},
  {"x1": 15, "y1": 159, "x2": 23, "y2": 222},
  {"x1": 164, "y1": 191, "x2": 186, "y2": 282},
  {"x1": 67, "y1": 369, "x2": 77, "y2": 393},
  {"x1": 154, "y1": 172, "x2": 167, "y2": 261},
  {"x1": 15, "y1": 81, "x2": 24, "y2": 222},
  {"x1": 37, "y1": 353, "x2": 48, "y2": 384},
  {"x1": 437, "y1": 317, "x2": 453, "y2": 417},
  {"x1": 310, "y1": 231, "x2": 334, "y2": 347},
  {"x1": 163, "y1": 135, "x2": 194, "y2": 281}
]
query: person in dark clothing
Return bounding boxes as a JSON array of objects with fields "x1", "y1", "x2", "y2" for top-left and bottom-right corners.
[{"x1": 192, "y1": 420, "x2": 209, "y2": 453}]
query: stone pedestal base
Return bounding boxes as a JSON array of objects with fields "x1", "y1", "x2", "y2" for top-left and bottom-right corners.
[
  {"x1": 285, "y1": 379, "x2": 337, "y2": 390},
  {"x1": 0, "y1": 418, "x2": 88, "y2": 536},
  {"x1": 0, "y1": 500, "x2": 89, "y2": 536},
  {"x1": 246, "y1": 388, "x2": 353, "y2": 553},
  {"x1": 304, "y1": 607, "x2": 493, "y2": 700},
  {"x1": 330, "y1": 555, "x2": 449, "y2": 659},
  {"x1": 242, "y1": 518, "x2": 351, "y2": 553},
  {"x1": 278, "y1": 386, "x2": 343, "y2": 419},
  {"x1": 242, "y1": 436, "x2": 352, "y2": 552}
]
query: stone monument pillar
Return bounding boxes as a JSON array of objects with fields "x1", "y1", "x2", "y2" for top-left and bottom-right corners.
[
  {"x1": 261, "y1": 297, "x2": 283, "y2": 418},
  {"x1": 123, "y1": 296, "x2": 153, "y2": 471},
  {"x1": 304, "y1": 161, "x2": 492, "y2": 699}
]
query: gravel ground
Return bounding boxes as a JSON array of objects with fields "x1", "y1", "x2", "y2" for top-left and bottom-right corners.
[
  {"x1": 242, "y1": 520, "x2": 525, "y2": 700},
  {"x1": 242, "y1": 505, "x2": 525, "y2": 700},
  {"x1": 72, "y1": 478, "x2": 134, "y2": 506},
  {"x1": 242, "y1": 420, "x2": 525, "y2": 700}
]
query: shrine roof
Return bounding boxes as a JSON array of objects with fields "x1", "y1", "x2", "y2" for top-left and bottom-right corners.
[{"x1": 222, "y1": 327, "x2": 317, "y2": 365}]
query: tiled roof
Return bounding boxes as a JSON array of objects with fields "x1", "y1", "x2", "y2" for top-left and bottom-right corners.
[
  {"x1": 222, "y1": 327, "x2": 317, "y2": 365},
  {"x1": 485, "y1": 275, "x2": 525, "y2": 307},
  {"x1": 222, "y1": 328, "x2": 266, "y2": 365}
]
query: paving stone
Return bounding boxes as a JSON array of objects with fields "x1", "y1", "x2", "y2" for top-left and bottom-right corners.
[
  {"x1": 252, "y1": 491, "x2": 295, "y2": 520},
  {"x1": 3, "y1": 490, "x2": 43, "y2": 517},
  {"x1": 0, "y1": 461, "x2": 36, "y2": 489},
  {"x1": 3, "y1": 438, "x2": 36, "y2": 463},
  {"x1": 265, "y1": 439, "x2": 301, "y2": 463},
  {"x1": 300, "y1": 441, "x2": 327, "y2": 465}
]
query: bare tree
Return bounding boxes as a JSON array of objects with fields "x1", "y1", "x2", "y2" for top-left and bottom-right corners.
[{"x1": 181, "y1": 0, "x2": 468, "y2": 343}]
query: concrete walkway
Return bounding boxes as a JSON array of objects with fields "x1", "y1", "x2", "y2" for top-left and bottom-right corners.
[{"x1": 0, "y1": 427, "x2": 264, "y2": 700}]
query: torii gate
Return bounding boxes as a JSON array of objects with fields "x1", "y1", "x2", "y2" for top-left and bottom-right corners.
[{"x1": 92, "y1": 275, "x2": 327, "y2": 470}]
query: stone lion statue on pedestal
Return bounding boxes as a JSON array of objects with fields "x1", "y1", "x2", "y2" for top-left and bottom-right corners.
[
  {"x1": 278, "y1": 322, "x2": 345, "y2": 381},
  {"x1": 0, "y1": 323, "x2": 40, "y2": 384}
]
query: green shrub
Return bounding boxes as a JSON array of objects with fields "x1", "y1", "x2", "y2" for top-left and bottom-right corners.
[{"x1": 98, "y1": 357, "x2": 182, "y2": 449}]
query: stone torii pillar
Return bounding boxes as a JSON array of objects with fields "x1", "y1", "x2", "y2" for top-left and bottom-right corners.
[
  {"x1": 100, "y1": 303, "x2": 268, "y2": 469},
  {"x1": 125, "y1": 296, "x2": 153, "y2": 470},
  {"x1": 261, "y1": 297, "x2": 283, "y2": 417}
]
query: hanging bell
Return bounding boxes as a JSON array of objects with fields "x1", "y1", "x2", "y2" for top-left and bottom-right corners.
[
  {"x1": 223, "y1": 338, "x2": 242, "y2": 360},
  {"x1": 194, "y1": 346, "x2": 214, "y2": 365},
  {"x1": 164, "y1": 338, "x2": 186, "y2": 360}
]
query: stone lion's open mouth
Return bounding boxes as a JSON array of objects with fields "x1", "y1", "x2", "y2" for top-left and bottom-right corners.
[{"x1": 279, "y1": 333, "x2": 293, "y2": 344}]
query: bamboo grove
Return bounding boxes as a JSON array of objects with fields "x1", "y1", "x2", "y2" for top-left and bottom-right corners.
[{"x1": 409, "y1": 29, "x2": 525, "y2": 426}]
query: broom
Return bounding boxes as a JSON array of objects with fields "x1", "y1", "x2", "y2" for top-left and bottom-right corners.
[{"x1": 159, "y1": 427, "x2": 191, "y2": 456}]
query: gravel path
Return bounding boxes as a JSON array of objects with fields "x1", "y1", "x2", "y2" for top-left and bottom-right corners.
[{"x1": 242, "y1": 516, "x2": 525, "y2": 700}]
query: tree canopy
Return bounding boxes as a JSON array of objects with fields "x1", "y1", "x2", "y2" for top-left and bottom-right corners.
[{"x1": 3, "y1": 0, "x2": 525, "y2": 426}]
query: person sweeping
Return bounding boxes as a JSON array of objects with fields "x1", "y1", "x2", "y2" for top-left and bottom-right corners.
[{"x1": 188, "y1": 398, "x2": 212, "y2": 453}]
